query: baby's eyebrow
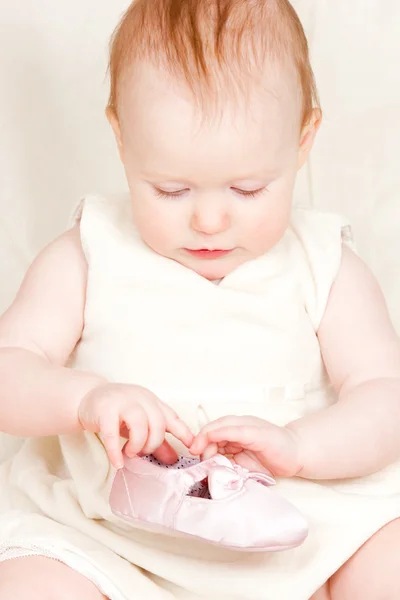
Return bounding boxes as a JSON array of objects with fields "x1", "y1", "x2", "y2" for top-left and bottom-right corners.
[
  {"x1": 231, "y1": 171, "x2": 279, "y2": 182},
  {"x1": 141, "y1": 169, "x2": 278, "y2": 184},
  {"x1": 141, "y1": 171, "x2": 188, "y2": 181}
]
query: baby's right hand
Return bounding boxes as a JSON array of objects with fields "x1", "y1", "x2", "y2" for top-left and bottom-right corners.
[{"x1": 78, "y1": 383, "x2": 194, "y2": 469}]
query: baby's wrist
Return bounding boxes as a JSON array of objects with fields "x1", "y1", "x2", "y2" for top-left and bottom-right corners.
[
  {"x1": 284, "y1": 423, "x2": 306, "y2": 477},
  {"x1": 73, "y1": 373, "x2": 108, "y2": 430}
]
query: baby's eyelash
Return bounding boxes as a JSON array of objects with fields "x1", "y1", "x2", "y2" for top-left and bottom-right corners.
[
  {"x1": 154, "y1": 188, "x2": 186, "y2": 199},
  {"x1": 232, "y1": 187, "x2": 266, "y2": 198},
  {"x1": 154, "y1": 187, "x2": 266, "y2": 199}
]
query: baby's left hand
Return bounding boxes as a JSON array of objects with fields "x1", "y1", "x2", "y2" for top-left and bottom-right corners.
[{"x1": 190, "y1": 416, "x2": 302, "y2": 478}]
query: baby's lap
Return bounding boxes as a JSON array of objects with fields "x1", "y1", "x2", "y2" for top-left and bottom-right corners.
[{"x1": 0, "y1": 556, "x2": 107, "y2": 599}]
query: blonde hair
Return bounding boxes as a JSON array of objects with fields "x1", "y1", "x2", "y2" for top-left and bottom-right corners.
[{"x1": 106, "y1": 0, "x2": 319, "y2": 127}]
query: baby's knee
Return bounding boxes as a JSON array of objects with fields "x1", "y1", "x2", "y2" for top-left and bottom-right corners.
[
  {"x1": 330, "y1": 518, "x2": 400, "y2": 600},
  {"x1": 0, "y1": 556, "x2": 106, "y2": 600},
  {"x1": 0, "y1": 561, "x2": 53, "y2": 599}
]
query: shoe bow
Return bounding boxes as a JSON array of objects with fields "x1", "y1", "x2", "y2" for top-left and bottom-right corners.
[{"x1": 208, "y1": 464, "x2": 276, "y2": 500}]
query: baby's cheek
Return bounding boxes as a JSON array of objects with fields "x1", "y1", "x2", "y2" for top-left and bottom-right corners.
[
  {"x1": 254, "y1": 195, "x2": 292, "y2": 247},
  {"x1": 245, "y1": 213, "x2": 287, "y2": 253},
  {"x1": 132, "y1": 200, "x2": 172, "y2": 248},
  {"x1": 140, "y1": 219, "x2": 171, "y2": 252}
]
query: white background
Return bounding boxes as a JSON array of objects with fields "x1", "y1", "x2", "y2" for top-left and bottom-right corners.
[{"x1": 0, "y1": 1, "x2": 399, "y2": 328}]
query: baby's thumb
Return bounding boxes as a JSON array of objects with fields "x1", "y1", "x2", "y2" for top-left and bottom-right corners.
[
  {"x1": 201, "y1": 443, "x2": 219, "y2": 461},
  {"x1": 152, "y1": 440, "x2": 179, "y2": 465},
  {"x1": 234, "y1": 450, "x2": 274, "y2": 475}
]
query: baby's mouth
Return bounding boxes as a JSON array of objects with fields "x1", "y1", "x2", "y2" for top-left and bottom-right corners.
[{"x1": 184, "y1": 248, "x2": 234, "y2": 259}]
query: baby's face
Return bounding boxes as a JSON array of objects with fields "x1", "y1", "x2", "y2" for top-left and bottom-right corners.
[{"x1": 109, "y1": 63, "x2": 317, "y2": 280}]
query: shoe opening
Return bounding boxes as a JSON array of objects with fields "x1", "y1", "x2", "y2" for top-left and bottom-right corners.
[{"x1": 142, "y1": 455, "x2": 211, "y2": 499}]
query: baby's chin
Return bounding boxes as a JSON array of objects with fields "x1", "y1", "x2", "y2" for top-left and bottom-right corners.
[{"x1": 176, "y1": 252, "x2": 251, "y2": 281}]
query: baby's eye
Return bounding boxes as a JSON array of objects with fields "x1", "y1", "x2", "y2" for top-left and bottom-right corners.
[
  {"x1": 231, "y1": 187, "x2": 266, "y2": 198},
  {"x1": 154, "y1": 188, "x2": 189, "y2": 199}
]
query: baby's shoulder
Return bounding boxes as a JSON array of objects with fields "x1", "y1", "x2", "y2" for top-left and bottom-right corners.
[
  {"x1": 0, "y1": 226, "x2": 87, "y2": 364},
  {"x1": 36, "y1": 226, "x2": 87, "y2": 281},
  {"x1": 25, "y1": 226, "x2": 87, "y2": 284}
]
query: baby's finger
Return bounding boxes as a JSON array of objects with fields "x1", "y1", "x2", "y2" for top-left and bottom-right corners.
[
  {"x1": 162, "y1": 405, "x2": 194, "y2": 448},
  {"x1": 99, "y1": 411, "x2": 124, "y2": 469},
  {"x1": 152, "y1": 440, "x2": 179, "y2": 465},
  {"x1": 190, "y1": 416, "x2": 248, "y2": 454},
  {"x1": 198, "y1": 416, "x2": 243, "y2": 434},
  {"x1": 140, "y1": 405, "x2": 167, "y2": 455},
  {"x1": 190, "y1": 432, "x2": 210, "y2": 455},
  {"x1": 204, "y1": 415, "x2": 262, "y2": 433},
  {"x1": 221, "y1": 442, "x2": 243, "y2": 455},
  {"x1": 191, "y1": 429, "x2": 231, "y2": 455},
  {"x1": 232, "y1": 451, "x2": 273, "y2": 475},
  {"x1": 199, "y1": 426, "x2": 257, "y2": 449},
  {"x1": 200, "y1": 442, "x2": 219, "y2": 461},
  {"x1": 123, "y1": 406, "x2": 149, "y2": 457}
]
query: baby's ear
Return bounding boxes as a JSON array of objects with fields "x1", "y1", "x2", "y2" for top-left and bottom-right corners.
[
  {"x1": 298, "y1": 108, "x2": 322, "y2": 170},
  {"x1": 106, "y1": 106, "x2": 124, "y2": 163}
]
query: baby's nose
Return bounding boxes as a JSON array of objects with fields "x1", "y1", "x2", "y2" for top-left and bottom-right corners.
[{"x1": 190, "y1": 197, "x2": 231, "y2": 235}]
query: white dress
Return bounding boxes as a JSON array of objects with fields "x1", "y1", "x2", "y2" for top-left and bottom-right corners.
[{"x1": 1, "y1": 192, "x2": 400, "y2": 600}]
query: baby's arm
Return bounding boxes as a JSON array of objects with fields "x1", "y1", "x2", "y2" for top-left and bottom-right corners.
[
  {"x1": 0, "y1": 227, "x2": 106, "y2": 436},
  {"x1": 0, "y1": 228, "x2": 194, "y2": 465},
  {"x1": 287, "y1": 245, "x2": 400, "y2": 479}
]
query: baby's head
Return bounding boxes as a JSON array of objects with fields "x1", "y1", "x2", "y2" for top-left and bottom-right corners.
[{"x1": 106, "y1": 0, "x2": 321, "y2": 280}]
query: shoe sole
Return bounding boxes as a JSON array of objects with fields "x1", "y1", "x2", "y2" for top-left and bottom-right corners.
[{"x1": 111, "y1": 509, "x2": 304, "y2": 553}]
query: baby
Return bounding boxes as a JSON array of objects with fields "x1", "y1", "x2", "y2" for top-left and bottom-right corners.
[{"x1": 0, "y1": 0, "x2": 400, "y2": 599}]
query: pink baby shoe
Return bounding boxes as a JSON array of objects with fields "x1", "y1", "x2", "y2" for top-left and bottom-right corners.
[{"x1": 110, "y1": 451, "x2": 308, "y2": 552}]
